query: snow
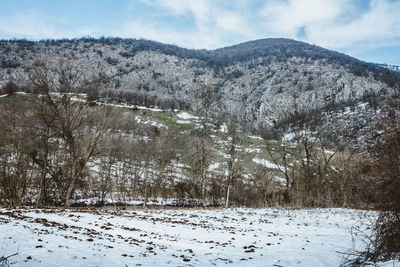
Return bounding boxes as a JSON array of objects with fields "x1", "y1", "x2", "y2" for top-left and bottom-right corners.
[
  {"x1": 96, "y1": 101, "x2": 165, "y2": 112},
  {"x1": 176, "y1": 119, "x2": 192, "y2": 124},
  {"x1": 208, "y1": 162, "x2": 221, "y2": 171},
  {"x1": 248, "y1": 135, "x2": 263, "y2": 140},
  {"x1": 1, "y1": 208, "x2": 394, "y2": 266},
  {"x1": 177, "y1": 112, "x2": 198, "y2": 120},
  {"x1": 252, "y1": 157, "x2": 282, "y2": 169},
  {"x1": 244, "y1": 147, "x2": 262, "y2": 153},
  {"x1": 220, "y1": 123, "x2": 228, "y2": 133},
  {"x1": 135, "y1": 106, "x2": 164, "y2": 112},
  {"x1": 135, "y1": 116, "x2": 167, "y2": 128},
  {"x1": 218, "y1": 151, "x2": 231, "y2": 159},
  {"x1": 282, "y1": 132, "x2": 296, "y2": 142},
  {"x1": 176, "y1": 112, "x2": 201, "y2": 125},
  {"x1": 343, "y1": 107, "x2": 352, "y2": 115},
  {"x1": 358, "y1": 102, "x2": 368, "y2": 109},
  {"x1": 274, "y1": 175, "x2": 287, "y2": 185},
  {"x1": 0, "y1": 94, "x2": 8, "y2": 98},
  {"x1": 16, "y1": 92, "x2": 29, "y2": 95}
]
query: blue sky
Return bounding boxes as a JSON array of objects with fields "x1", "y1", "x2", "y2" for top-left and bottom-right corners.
[{"x1": 0, "y1": 0, "x2": 399, "y2": 65}]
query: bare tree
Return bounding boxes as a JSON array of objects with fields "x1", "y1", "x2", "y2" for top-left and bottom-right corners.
[
  {"x1": 24, "y1": 58, "x2": 110, "y2": 207},
  {"x1": 341, "y1": 103, "x2": 400, "y2": 265},
  {"x1": 190, "y1": 83, "x2": 220, "y2": 118},
  {"x1": 0, "y1": 99, "x2": 32, "y2": 206},
  {"x1": 185, "y1": 133, "x2": 213, "y2": 206},
  {"x1": 225, "y1": 118, "x2": 241, "y2": 208},
  {"x1": 138, "y1": 126, "x2": 164, "y2": 208},
  {"x1": 2, "y1": 81, "x2": 18, "y2": 96},
  {"x1": 264, "y1": 126, "x2": 338, "y2": 207}
]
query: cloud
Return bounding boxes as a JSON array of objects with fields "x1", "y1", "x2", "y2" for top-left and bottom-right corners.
[
  {"x1": 1, "y1": 0, "x2": 399, "y2": 57},
  {"x1": 0, "y1": 10, "x2": 98, "y2": 40},
  {"x1": 119, "y1": 0, "x2": 260, "y2": 48},
  {"x1": 216, "y1": 12, "x2": 256, "y2": 37},
  {"x1": 0, "y1": 10, "x2": 57, "y2": 39},
  {"x1": 116, "y1": 20, "x2": 223, "y2": 49},
  {"x1": 118, "y1": 0, "x2": 400, "y2": 51},
  {"x1": 259, "y1": 0, "x2": 400, "y2": 49},
  {"x1": 260, "y1": 0, "x2": 346, "y2": 37},
  {"x1": 307, "y1": 0, "x2": 400, "y2": 48}
]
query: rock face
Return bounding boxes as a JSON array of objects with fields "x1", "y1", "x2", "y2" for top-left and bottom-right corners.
[{"x1": 1, "y1": 37, "x2": 399, "y2": 145}]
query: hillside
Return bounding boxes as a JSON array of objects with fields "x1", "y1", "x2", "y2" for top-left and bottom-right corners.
[
  {"x1": 0, "y1": 92, "x2": 369, "y2": 208},
  {"x1": 0, "y1": 41, "x2": 399, "y2": 211},
  {"x1": 0, "y1": 93, "x2": 285, "y2": 207},
  {"x1": 0, "y1": 37, "x2": 399, "y2": 149}
]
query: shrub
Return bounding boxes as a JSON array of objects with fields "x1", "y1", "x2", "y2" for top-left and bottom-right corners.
[{"x1": 3, "y1": 81, "x2": 18, "y2": 96}]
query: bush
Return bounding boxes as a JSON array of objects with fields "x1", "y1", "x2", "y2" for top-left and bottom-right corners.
[
  {"x1": 3, "y1": 81, "x2": 18, "y2": 96},
  {"x1": 342, "y1": 100, "x2": 400, "y2": 265}
]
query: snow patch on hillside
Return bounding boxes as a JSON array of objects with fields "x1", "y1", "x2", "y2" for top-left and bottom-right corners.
[
  {"x1": 252, "y1": 157, "x2": 282, "y2": 169},
  {"x1": 177, "y1": 112, "x2": 198, "y2": 120}
]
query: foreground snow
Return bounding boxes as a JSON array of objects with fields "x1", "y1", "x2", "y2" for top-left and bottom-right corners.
[{"x1": 0, "y1": 208, "x2": 392, "y2": 266}]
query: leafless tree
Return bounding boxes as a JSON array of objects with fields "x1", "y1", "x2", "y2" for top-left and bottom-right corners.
[
  {"x1": 24, "y1": 57, "x2": 110, "y2": 207},
  {"x1": 2, "y1": 81, "x2": 18, "y2": 96},
  {"x1": 0, "y1": 95, "x2": 36, "y2": 206},
  {"x1": 225, "y1": 118, "x2": 241, "y2": 208},
  {"x1": 342, "y1": 100, "x2": 400, "y2": 265}
]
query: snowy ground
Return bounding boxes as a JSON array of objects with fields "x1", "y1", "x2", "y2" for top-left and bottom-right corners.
[{"x1": 0, "y1": 208, "x2": 394, "y2": 267}]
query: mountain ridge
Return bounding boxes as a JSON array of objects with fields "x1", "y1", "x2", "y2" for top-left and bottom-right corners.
[{"x1": 1, "y1": 37, "x2": 399, "y2": 148}]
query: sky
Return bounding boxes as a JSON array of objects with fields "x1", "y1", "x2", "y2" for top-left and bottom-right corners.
[{"x1": 0, "y1": 0, "x2": 399, "y2": 65}]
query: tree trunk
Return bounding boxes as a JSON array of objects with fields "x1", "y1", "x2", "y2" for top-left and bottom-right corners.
[
  {"x1": 36, "y1": 150, "x2": 48, "y2": 207},
  {"x1": 64, "y1": 162, "x2": 81, "y2": 208},
  {"x1": 36, "y1": 163, "x2": 46, "y2": 207},
  {"x1": 225, "y1": 182, "x2": 231, "y2": 208},
  {"x1": 143, "y1": 180, "x2": 148, "y2": 209},
  {"x1": 65, "y1": 178, "x2": 76, "y2": 208},
  {"x1": 201, "y1": 172, "x2": 207, "y2": 207},
  {"x1": 143, "y1": 159, "x2": 150, "y2": 209},
  {"x1": 201, "y1": 183, "x2": 206, "y2": 207}
]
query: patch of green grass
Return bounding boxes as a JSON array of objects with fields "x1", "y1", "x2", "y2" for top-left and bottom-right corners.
[{"x1": 137, "y1": 110, "x2": 194, "y2": 132}]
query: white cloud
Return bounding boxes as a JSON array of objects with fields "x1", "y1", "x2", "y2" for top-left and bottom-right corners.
[
  {"x1": 307, "y1": 0, "x2": 400, "y2": 48},
  {"x1": 0, "y1": 10, "x2": 57, "y2": 39},
  {"x1": 260, "y1": 0, "x2": 346, "y2": 37},
  {"x1": 216, "y1": 12, "x2": 256, "y2": 37},
  {"x1": 1, "y1": 0, "x2": 399, "y2": 54},
  {"x1": 116, "y1": 20, "x2": 223, "y2": 49},
  {"x1": 154, "y1": 0, "x2": 211, "y2": 23},
  {"x1": 119, "y1": 0, "x2": 400, "y2": 51},
  {"x1": 0, "y1": 10, "x2": 98, "y2": 40},
  {"x1": 120, "y1": 0, "x2": 260, "y2": 48},
  {"x1": 259, "y1": 0, "x2": 400, "y2": 49}
]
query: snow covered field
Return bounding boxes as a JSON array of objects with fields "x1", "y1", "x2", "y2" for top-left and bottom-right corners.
[{"x1": 0, "y1": 208, "x2": 389, "y2": 266}]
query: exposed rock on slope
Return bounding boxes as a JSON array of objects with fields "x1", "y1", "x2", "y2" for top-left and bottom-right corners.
[{"x1": 1, "y1": 38, "x2": 399, "y2": 146}]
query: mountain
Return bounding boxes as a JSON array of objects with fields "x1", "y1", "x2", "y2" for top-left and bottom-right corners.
[{"x1": 1, "y1": 37, "x2": 399, "y2": 148}]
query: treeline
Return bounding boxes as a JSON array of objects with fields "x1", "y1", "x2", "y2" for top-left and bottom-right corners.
[
  {"x1": 0, "y1": 90, "x2": 396, "y2": 209},
  {"x1": 98, "y1": 88, "x2": 190, "y2": 111},
  {"x1": 0, "y1": 92, "x2": 275, "y2": 208}
]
